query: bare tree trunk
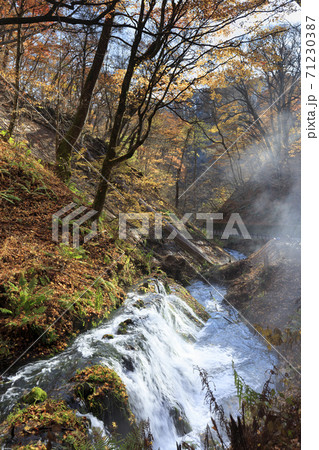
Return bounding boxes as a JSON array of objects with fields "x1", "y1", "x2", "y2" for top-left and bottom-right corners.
[
  {"x1": 92, "y1": 159, "x2": 113, "y2": 217},
  {"x1": 92, "y1": 0, "x2": 148, "y2": 216},
  {"x1": 176, "y1": 129, "x2": 191, "y2": 209},
  {"x1": 7, "y1": 22, "x2": 22, "y2": 137},
  {"x1": 1, "y1": 29, "x2": 12, "y2": 70},
  {"x1": 56, "y1": 6, "x2": 117, "y2": 181}
]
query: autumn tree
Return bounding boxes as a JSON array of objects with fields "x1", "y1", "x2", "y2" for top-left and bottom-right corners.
[
  {"x1": 200, "y1": 25, "x2": 301, "y2": 189},
  {"x1": 55, "y1": 0, "x2": 118, "y2": 180},
  {"x1": 0, "y1": 0, "x2": 300, "y2": 216},
  {"x1": 92, "y1": 0, "x2": 299, "y2": 217}
]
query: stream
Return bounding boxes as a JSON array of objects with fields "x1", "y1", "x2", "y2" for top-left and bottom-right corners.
[{"x1": 0, "y1": 252, "x2": 277, "y2": 449}]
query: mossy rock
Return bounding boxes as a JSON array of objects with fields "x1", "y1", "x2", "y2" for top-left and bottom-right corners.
[
  {"x1": 164, "y1": 281, "x2": 172, "y2": 295},
  {"x1": 0, "y1": 399, "x2": 92, "y2": 449},
  {"x1": 70, "y1": 365, "x2": 133, "y2": 437},
  {"x1": 117, "y1": 318, "x2": 135, "y2": 335},
  {"x1": 170, "y1": 282, "x2": 210, "y2": 323},
  {"x1": 133, "y1": 299, "x2": 145, "y2": 309},
  {"x1": 136, "y1": 280, "x2": 158, "y2": 295},
  {"x1": 21, "y1": 387, "x2": 47, "y2": 404},
  {"x1": 169, "y1": 405, "x2": 192, "y2": 436},
  {"x1": 254, "y1": 325, "x2": 283, "y2": 347},
  {"x1": 102, "y1": 333, "x2": 114, "y2": 340}
]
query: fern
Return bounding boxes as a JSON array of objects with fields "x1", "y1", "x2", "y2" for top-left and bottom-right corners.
[
  {"x1": 232, "y1": 361, "x2": 261, "y2": 407},
  {"x1": 6, "y1": 274, "x2": 51, "y2": 316}
]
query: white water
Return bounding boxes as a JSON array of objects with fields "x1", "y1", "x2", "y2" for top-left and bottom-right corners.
[
  {"x1": 0, "y1": 277, "x2": 276, "y2": 449},
  {"x1": 224, "y1": 248, "x2": 247, "y2": 261}
]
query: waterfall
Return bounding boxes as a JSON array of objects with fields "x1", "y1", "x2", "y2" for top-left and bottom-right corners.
[{"x1": 0, "y1": 278, "x2": 276, "y2": 449}]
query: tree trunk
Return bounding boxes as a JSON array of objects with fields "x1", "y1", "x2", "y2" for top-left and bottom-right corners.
[
  {"x1": 92, "y1": 2, "x2": 148, "y2": 216},
  {"x1": 8, "y1": 22, "x2": 22, "y2": 137},
  {"x1": 175, "y1": 129, "x2": 191, "y2": 209},
  {"x1": 92, "y1": 158, "x2": 113, "y2": 217},
  {"x1": 56, "y1": 7, "x2": 116, "y2": 181}
]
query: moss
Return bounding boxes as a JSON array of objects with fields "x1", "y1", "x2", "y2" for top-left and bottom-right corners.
[
  {"x1": 102, "y1": 333, "x2": 114, "y2": 339},
  {"x1": 22, "y1": 387, "x2": 47, "y2": 404},
  {"x1": 71, "y1": 365, "x2": 130, "y2": 417},
  {"x1": 133, "y1": 299, "x2": 145, "y2": 309},
  {"x1": 254, "y1": 325, "x2": 283, "y2": 348},
  {"x1": 71, "y1": 365, "x2": 134, "y2": 438},
  {"x1": 0, "y1": 399, "x2": 91, "y2": 449},
  {"x1": 137, "y1": 280, "x2": 156, "y2": 294},
  {"x1": 117, "y1": 319, "x2": 134, "y2": 335},
  {"x1": 170, "y1": 282, "x2": 210, "y2": 323},
  {"x1": 0, "y1": 336, "x2": 10, "y2": 358},
  {"x1": 169, "y1": 405, "x2": 192, "y2": 436},
  {"x1": 164, "y1": 281, "x2": 172, "y2": 295}
]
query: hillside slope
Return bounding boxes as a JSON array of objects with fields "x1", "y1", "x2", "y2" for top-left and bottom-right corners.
[{"x1": 0, "y1": 136, "x2": 228, "y2": 372}]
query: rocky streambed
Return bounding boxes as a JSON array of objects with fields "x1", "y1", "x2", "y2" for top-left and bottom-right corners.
[{"x1": 0, "y1": 273, "x2": 277, "y2": 449}]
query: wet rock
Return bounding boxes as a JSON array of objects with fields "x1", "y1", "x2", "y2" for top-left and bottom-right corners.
[
  {"x1": 170, "y1": 282, "x2": 210, "y2": 323},
  {"x1": 137, "y1": 280, "x2": 156, "y2": 295},
  {"x1": 122, "y1": 356, "x2": 135, "y2": 372},
  {"x1": 70, "y1": 365, "x2": 133, "y2": 437},
  {"x1": 102, "y1": 333, "x2": 114, "y2": 340},
  {"x1": 133, "y1": 299, "x2": 145, "y2": 309},
  {"x1": 161, "y1": 255, "x2": 196, "y2": 285},
  {"x1": 125, "y1": 344, "x2": 137, "y2": 351},
  {"x1": 169, "y1": 405, "x2": 192, "y2": 436},
  {"x1": 21, "y1": 387, "x2": 47, "y2": 404},
  {"x1": 0, "y1": 399, "x2": 91, "y2": 449},
  {"x1": 117, "y1": 319, "x2": 135, "y2": 335}
]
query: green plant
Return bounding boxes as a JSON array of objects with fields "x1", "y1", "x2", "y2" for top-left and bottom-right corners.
[
  {"x1": 3, "y1": 274, "x2": 51, "y2": 318},
  {"x1": 98, "y1": 278, "x2": 120, "y2": 308},
  {"x1": 59, "y1": 243, "x2": 88, "y2": 260},
  {"x1": 10, "y1": 155, "x2": 43, "y2": 184},
  {"x1": 145, "y1": 251, "x2": 154, "y2": 276},
  {"x1": 22, "y1": 387, "x2": 47, "y2": 404},
  {"x1": 93, "y1": 287, "x2": 104, "y2": 312},
  {"x1": 30, "y1": 324, "x2": 58, "y2": 344},
  {"x1": 123, "y1": 256, "x2": 133, "y2": 285},
  {"x1": 198, "y1": 366, "x2": 301, "y2": 450},
  {"x1": 108, "y1": 420, "x2": 154, "y2": 449},
  {"x1": 34, "y1": 184, "x2": 57, "y2": 199},
  {"x1": 58, "y1": 295, "x2": 75, "y2": 312},
  {"x1": 232, "y1": 361, "x2": 261, "y2": 407},
  {"x1": 0, "y1": 187, "x2": 21, "y2": 204},
  {"x1": 0, "y1": 275, "x2": 51, "y2": 334},
  {"x1": 0, "y1": 337, "x2": 10, "y2": 357},
  {"x1": 68, "y1": 181, "x2": 88, "y2": 204}
]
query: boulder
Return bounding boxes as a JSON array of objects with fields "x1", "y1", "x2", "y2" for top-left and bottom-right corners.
[{"x1": 21, "y1": 387, "x2": 47, "y2": 404}]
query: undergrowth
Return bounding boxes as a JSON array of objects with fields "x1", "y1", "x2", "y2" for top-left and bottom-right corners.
[{"x1": 198, "y1": 366, "x2": 301, "y2": 449}]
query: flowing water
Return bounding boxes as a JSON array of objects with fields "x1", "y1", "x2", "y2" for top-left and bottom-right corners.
[
  {"x1": 0, "y1": 268, "x2": 277, "y2": 449},
  {"x1": 224, "y1": 248, "x2": 247, "y2": 261}
]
